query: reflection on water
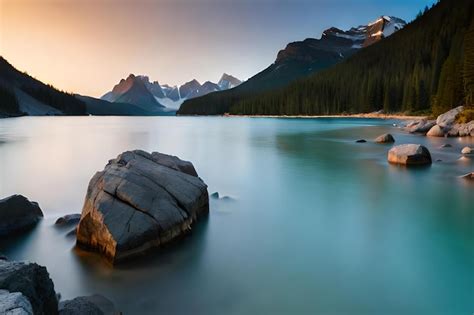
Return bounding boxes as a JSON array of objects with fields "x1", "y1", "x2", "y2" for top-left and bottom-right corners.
[{"x1": 0, "y1": 116, "x2": 473, "y2": 314}]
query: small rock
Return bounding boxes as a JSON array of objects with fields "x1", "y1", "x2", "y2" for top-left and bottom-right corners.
[
  {"x1": 461, "y1": 172, "x2": 474, "y2": 181},
  {"x1": 0, "y1": 289, "x2": 33, "y2": 315},
  {"x1": 375, "y1": 133, "x2": 395, "y2": 143},
  {"x1": 426, "y1": 125, "x2": 445, "y2": 137},
  {"x1": 66, "y1": 228, "x2": 77, "y2": 238},
  {"x1": 210, "y1": 192, "x2": 220, "y2": 199},
  {"x1": 461, "y1": 147, "x2": 472, "y2": 155},
  {"x1": 55, "y1": 214, "x2": 81, "y2": 226},
  {"x1": 59, "y1": 294, "x2": 120, "y2": 315},
  {"x1": 388, "y1": 144, "x2": 432, "y2": 166},
  {"x1": 355, "y1": 139, "x2": 367, "y2": 143},
  {"x1": 0, "y1": 195, "x2": 43, "y2": 237},
  {"x1": 440, "y1": 144, "x2": 452, "y2": 148}
]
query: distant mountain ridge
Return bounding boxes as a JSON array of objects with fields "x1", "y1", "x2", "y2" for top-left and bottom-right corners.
[
  {"x1": 102, "y1": 73, "x2": 242, "y2": 110},
  {"x1": 178, "y1": 15, "x2": 406, "y2": 115},
  {"x1": 0, "y1": 57, "x2": 164, "y2": 117}
]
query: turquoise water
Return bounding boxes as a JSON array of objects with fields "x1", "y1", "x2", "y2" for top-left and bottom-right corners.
[{"x1": 0, "y1": 116, "x2": 473, "y2": 315}]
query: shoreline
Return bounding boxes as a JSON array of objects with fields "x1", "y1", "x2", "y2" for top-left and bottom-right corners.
[{"x1": 226, "y1": 113, "x2": 428, "y2": 120}]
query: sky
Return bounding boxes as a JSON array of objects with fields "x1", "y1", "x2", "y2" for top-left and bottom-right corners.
[{"x1": 0, "y1": 0, "x2": 436, "y2": 97}]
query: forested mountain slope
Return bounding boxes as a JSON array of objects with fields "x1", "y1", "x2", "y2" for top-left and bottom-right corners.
[
  {"x1": 231, "y1": 0, "x2": 474, "y2": 116},
  {"x1": 179, "y1": 0, "x2": 473, "y2": 116}
]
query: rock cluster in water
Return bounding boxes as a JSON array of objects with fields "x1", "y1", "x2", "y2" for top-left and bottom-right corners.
[
  {"x1": 76, "y1": 150, "x2": 209, "y2": 263},
  {"x1": 0, "y1": 194, "x2": 43, "y2": 237},
  {"x1": 406, "y1": 106, "x2": 474, "y2": 137},
  {"x1": 0, "y1": 258, "x2": 120, "y2": 315}
]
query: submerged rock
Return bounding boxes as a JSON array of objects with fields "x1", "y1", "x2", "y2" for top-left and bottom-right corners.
[
  {"x1": 0, "y1": 260, "x2": 58, "y2": 315},
  {"x1": 0, "y1": 289, "x2": 33, "y2": 315},
  {"x1": 440, "y1": 144, "x2": 452, "y2": 148},
  {"x1": 210, "y1": 192, "x2": 220, "y2": 199},
  {"x1": 388, "y1": 144, "x2": 432, "y2": 166},
  {"x1": 59, "y1": 294, "x2": 119, "y2": 315},
  {"x1": 76, "y1": 150, "x2": 209, "y2": 263},
  {"x1": 436, "y1": 106, "x2": 464, "y2": 128},
  {"x1": 426, "y1": 125, "x2": 445, "y2": 137},
  {"x1": 375, "y1": 133, "x2": 395, "y2": 143},
  {"x1": 0, "y1": 195, "x2": 43, "y2": 237},
  {"x1": 355, "y1": 139, "x2": 367, "y2": 143},
  {"x1": 55, "y1": 214, "x2": 81, "y2": 226},
  {"x1": 461, "y1": 147, "x2": 472, "y2": 155}
]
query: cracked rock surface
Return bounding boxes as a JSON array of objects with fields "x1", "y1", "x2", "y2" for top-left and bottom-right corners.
[{"x1": 76, "y1": 150, "x2": 209, "y2": 263}]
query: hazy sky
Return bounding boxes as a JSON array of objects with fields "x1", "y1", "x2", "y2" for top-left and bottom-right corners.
[{"x1": 1, "y1": 0, "x2": 436, "y2": 97}]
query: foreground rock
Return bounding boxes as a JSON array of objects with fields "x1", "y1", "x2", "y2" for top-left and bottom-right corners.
[
  {"x1": 0, "y1": 289, "x2": 33, "y2": 315},
  {"x1": 59, "y1": 294, "x2": 120, "y2": 315},
  {"x1": 0, "y1": 260, "x2": 58, "y2": 315},
  {"x1": 0, "y1": 195, "x2": 43, "y2": 237},
  {"x1": 0, "y1": 259, "x2": 120, "y2": 315},
  {"x1": 76, "y1": 150, "x2": 209, "y2": 263},
  {"x1": 388, "y1": 144, "x2": 432, "y2": 166},
  {"x1": 375, "y1": 133, "x2": 395, "y2": 143}
]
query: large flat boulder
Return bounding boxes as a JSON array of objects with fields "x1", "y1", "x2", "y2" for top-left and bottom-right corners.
[
  {"x1": 388, "y1": 144, "x2": 432, "y2": 166},
  {"x1": 436, "y1": 106, "x2": 464, "y2": 128},
  {"x1": 0, "y1": 195, "x2": 43, "y2": 237},
  {"x1": 76, "y1": 150, "x2": 209, "y2": 263},
  {"x1": 0, "y1": 260, "x2": 58, "y2": 315},
  {"x1": 59, "y1": 294, "x2": 119, "y2": 315}
]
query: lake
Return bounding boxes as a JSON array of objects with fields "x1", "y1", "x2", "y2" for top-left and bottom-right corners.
[{"x1": 0, "y1": 116, "x2": 473, "y2": 315}]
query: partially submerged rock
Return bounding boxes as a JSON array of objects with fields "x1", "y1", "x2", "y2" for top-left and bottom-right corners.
[
  {"x1": 461, "y1": 147, "x2": 472, "y2": 155},
  {"x1": 440, "y1": 144, "x2": 452, "y2": 148},
  {"x1": 55, "y1": 214, "x2": 81, "y2": 226},
  {"x1": 375, "y1": 133, "x2": 395, "y2": 143},
  {"x1": 210, "y1": 192, "x2": 220, "y2": 199},
  {"x1": 0, "y1": 195, "x2": 43, "y2": 237},
  {"x1": 0, "y1": 289, "x2": 33, "y2": 315},
  {"x1": 461, "y1": 172, "x2": 474, "y2": 180},
  {"x1": 355, "y1": 139, "x2": 367, "y2": 143},
  {"x1": 0, "y1": 260, "x2": 58, "y2": 315},
  {"x1": 59, "y1": 294, "x2": 119, "y2": 315},
  {"x1": 426, "y1": 125, "x2": 445, "y2": 137},
  {"x1": 388, "y1": 144, "x2": 432, "y2": 166},
  {"x1": 76, "y1": 150, "x2": 209, "y2": 263}
]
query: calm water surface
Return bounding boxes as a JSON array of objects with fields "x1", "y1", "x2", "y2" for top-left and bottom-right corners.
[{"x1": 0, "y1": 116, "x2": 473, "y2": 315}]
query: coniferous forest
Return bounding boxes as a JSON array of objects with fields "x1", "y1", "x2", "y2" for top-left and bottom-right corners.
[{"x1": 179, "y1": 0, "x2": 474, "y2": 116}]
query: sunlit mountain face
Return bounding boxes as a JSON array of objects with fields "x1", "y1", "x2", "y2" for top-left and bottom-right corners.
[{"x1": 102, "y1": 73, "x2": 241, "y2": 110}]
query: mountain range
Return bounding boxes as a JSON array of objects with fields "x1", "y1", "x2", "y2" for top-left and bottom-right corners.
[
  {"x1": 102, "y1": 73, "x2": 242, "y2": 111},
  {"x1": 178, "y1": 15, "x2": 406, "y2": 115}
]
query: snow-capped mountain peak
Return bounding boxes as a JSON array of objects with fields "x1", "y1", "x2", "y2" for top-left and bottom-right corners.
[{"x1": 102, "y1": 74, "x2": 242, "y2": 110}]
